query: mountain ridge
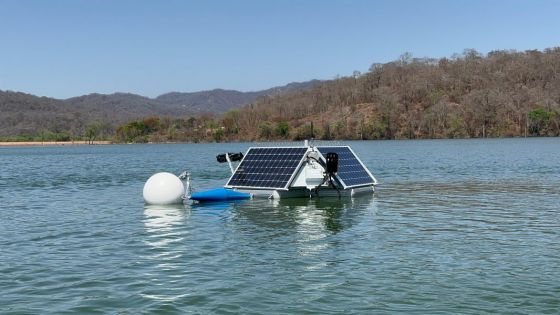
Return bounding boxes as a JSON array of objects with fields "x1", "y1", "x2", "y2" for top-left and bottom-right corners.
[{"x1": 0, "y1": 80, "x2": 321, "y2": 136}]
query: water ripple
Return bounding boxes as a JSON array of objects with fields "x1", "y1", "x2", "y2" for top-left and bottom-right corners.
[{"x1": 1, "y1": 140, "x2": 560, "y2": 313}]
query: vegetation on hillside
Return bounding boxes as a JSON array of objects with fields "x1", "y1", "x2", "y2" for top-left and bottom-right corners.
[
  {"x1": 113, "y1": 48, "x2": 560, "y2": 143},
  {"x1": 2, "y1": 48, "x2": 559, "y2": 143},
  {"x1": 0, "y1": 81, "x2": 318, "y2": 140}
]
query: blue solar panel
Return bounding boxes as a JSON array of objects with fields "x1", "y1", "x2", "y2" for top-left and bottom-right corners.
[
  {"x1": 316, "y1": 146, "x2": 376, "y2": 188},
  {"x1": 225, "y1": 147, "x2": 308, "y2": 189}
]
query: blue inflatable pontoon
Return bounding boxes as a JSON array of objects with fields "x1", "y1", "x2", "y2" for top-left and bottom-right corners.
[{"x1": 190, "y1": 188, "x2": 251, "y2": 202}]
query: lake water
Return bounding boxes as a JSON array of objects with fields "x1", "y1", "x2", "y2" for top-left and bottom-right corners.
[{"x1": 1, "y1": 139, "x2": 559, "y2": 314}]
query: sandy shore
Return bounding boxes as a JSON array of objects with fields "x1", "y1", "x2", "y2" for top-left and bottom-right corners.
[{"x1": 0, "y1": 141, "x2": 112, "y2": 147}]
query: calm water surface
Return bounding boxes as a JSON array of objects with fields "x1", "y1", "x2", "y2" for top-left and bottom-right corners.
[{"x1": 1, "y1": 139, "x2": 559, "y2": 314}]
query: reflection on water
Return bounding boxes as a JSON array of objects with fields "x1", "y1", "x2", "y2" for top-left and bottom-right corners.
[
  {"x1": 143, "y1": 204, "x2": 190, "y2": 251},
  {"x1": 141, "y1": 204, "x2": 192, "y2": 303},
  {"x1": 3, "y1": 139, "x2": 560, "y2": 314},
  {"x1": 223, "y1": 195, "x2": 379, "y2": 269},
  {"x1": 230, "y1": 195, "x2": 377, "y2": 234},
  {"x1": 189, "y1": 199, "x2": 251, "y2": 213},
  {"x1": 143, "y1": 204, "x2": 190, "y2": 231}
]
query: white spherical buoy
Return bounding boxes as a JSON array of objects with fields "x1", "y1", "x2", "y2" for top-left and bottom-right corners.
[{"x1": 143, "y1": 172, "x2": 185, "y2": 205}]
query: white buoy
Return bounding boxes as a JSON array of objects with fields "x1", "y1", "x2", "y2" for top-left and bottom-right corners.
[{"x1": 143, "y1": 172, "x2": 185, "y2": 205}]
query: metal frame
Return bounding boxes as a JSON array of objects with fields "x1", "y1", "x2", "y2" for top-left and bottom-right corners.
[
  {"x1": 224, "y1": 146, "x2": 310, "y2": 191},
  {"x1": 315, "y1": 146, "x2": 378, "y2": 189}
]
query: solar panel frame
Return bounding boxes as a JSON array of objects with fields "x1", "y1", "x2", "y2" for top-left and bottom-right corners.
[
  {"x1": 316, "y1": 146, "x2": 378, "y2": 189},
  {"x1": 224, "y1": 146, "x2": 309, "y2": 190}
]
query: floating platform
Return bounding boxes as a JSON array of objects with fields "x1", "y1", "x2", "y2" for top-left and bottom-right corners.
[
  {"x1": 218, "y1": 143, "x2": 378, "y2": 200},
  {"x1": 189, "y1": 188, "x2": 251, "y2": 202}
]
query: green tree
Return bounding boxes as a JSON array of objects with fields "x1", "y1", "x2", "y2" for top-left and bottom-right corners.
[
  {"x1": 84, "y1": 122, "x2": 102, "y2": 144},
  {"x1": 115, "y1": 120, "x2": 153, "y2": 142},
  {"x1": 528, "y1": 108, "x2": 553, "y2": 136},
  {"x1": 275, "y1": 121, "x2": 290, "y2": 138},
  {"x1": 258, "y1": 122, "x2": 274, "y2": 139},
  {"x1": 293, "y1": 123, "x2": 317, "y2": 140},
  {"x1": 212, "y1": 128, "x2": 224, "y2": 142}
]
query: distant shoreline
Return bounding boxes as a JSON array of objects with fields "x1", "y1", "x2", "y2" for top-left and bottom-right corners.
[
  {"x1": 1, "y1": 137, "x2": 556, "y2": 147},
  {"x1": 0, "y1": 141, "x2": 112, "y2": 147}
]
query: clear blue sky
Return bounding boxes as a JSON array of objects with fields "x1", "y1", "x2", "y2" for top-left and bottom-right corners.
[{"x1": 1, "y1": 0, "x2": 559, "y2": 99}]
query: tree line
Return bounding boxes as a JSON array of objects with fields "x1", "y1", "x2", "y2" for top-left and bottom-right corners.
[
  {"x1": 112, "y1": 47, "x2": 560, "y2": 143},
  {"x1": 4, "y1": 47, "x2": 558, "y2": 143}
]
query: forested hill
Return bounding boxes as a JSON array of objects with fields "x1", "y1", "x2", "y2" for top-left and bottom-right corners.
[
  {"x1": 3, "y1": 48, "x2": 560, "y2": 142},
  {"x1": 112, "y1": 47, "x2": 560, "y2": 143},
  {"x1": 224, "y1": 48, "x2": 560, "y2": 141},
  {"x1": 0, "y1": 80, "x2": 319, "y2": 137}
]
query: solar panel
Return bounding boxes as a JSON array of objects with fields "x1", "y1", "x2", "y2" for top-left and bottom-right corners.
[
  {"x1": 316, "y1": 146, "x2": 377, "y2": 188},
  {"x1": 225, "y1": 147, "x2": 308, "y2": 190}
]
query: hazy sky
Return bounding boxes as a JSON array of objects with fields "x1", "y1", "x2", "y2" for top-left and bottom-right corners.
[{"x1": 1, "y1": 0, "x2": 559, "y2": 98}]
